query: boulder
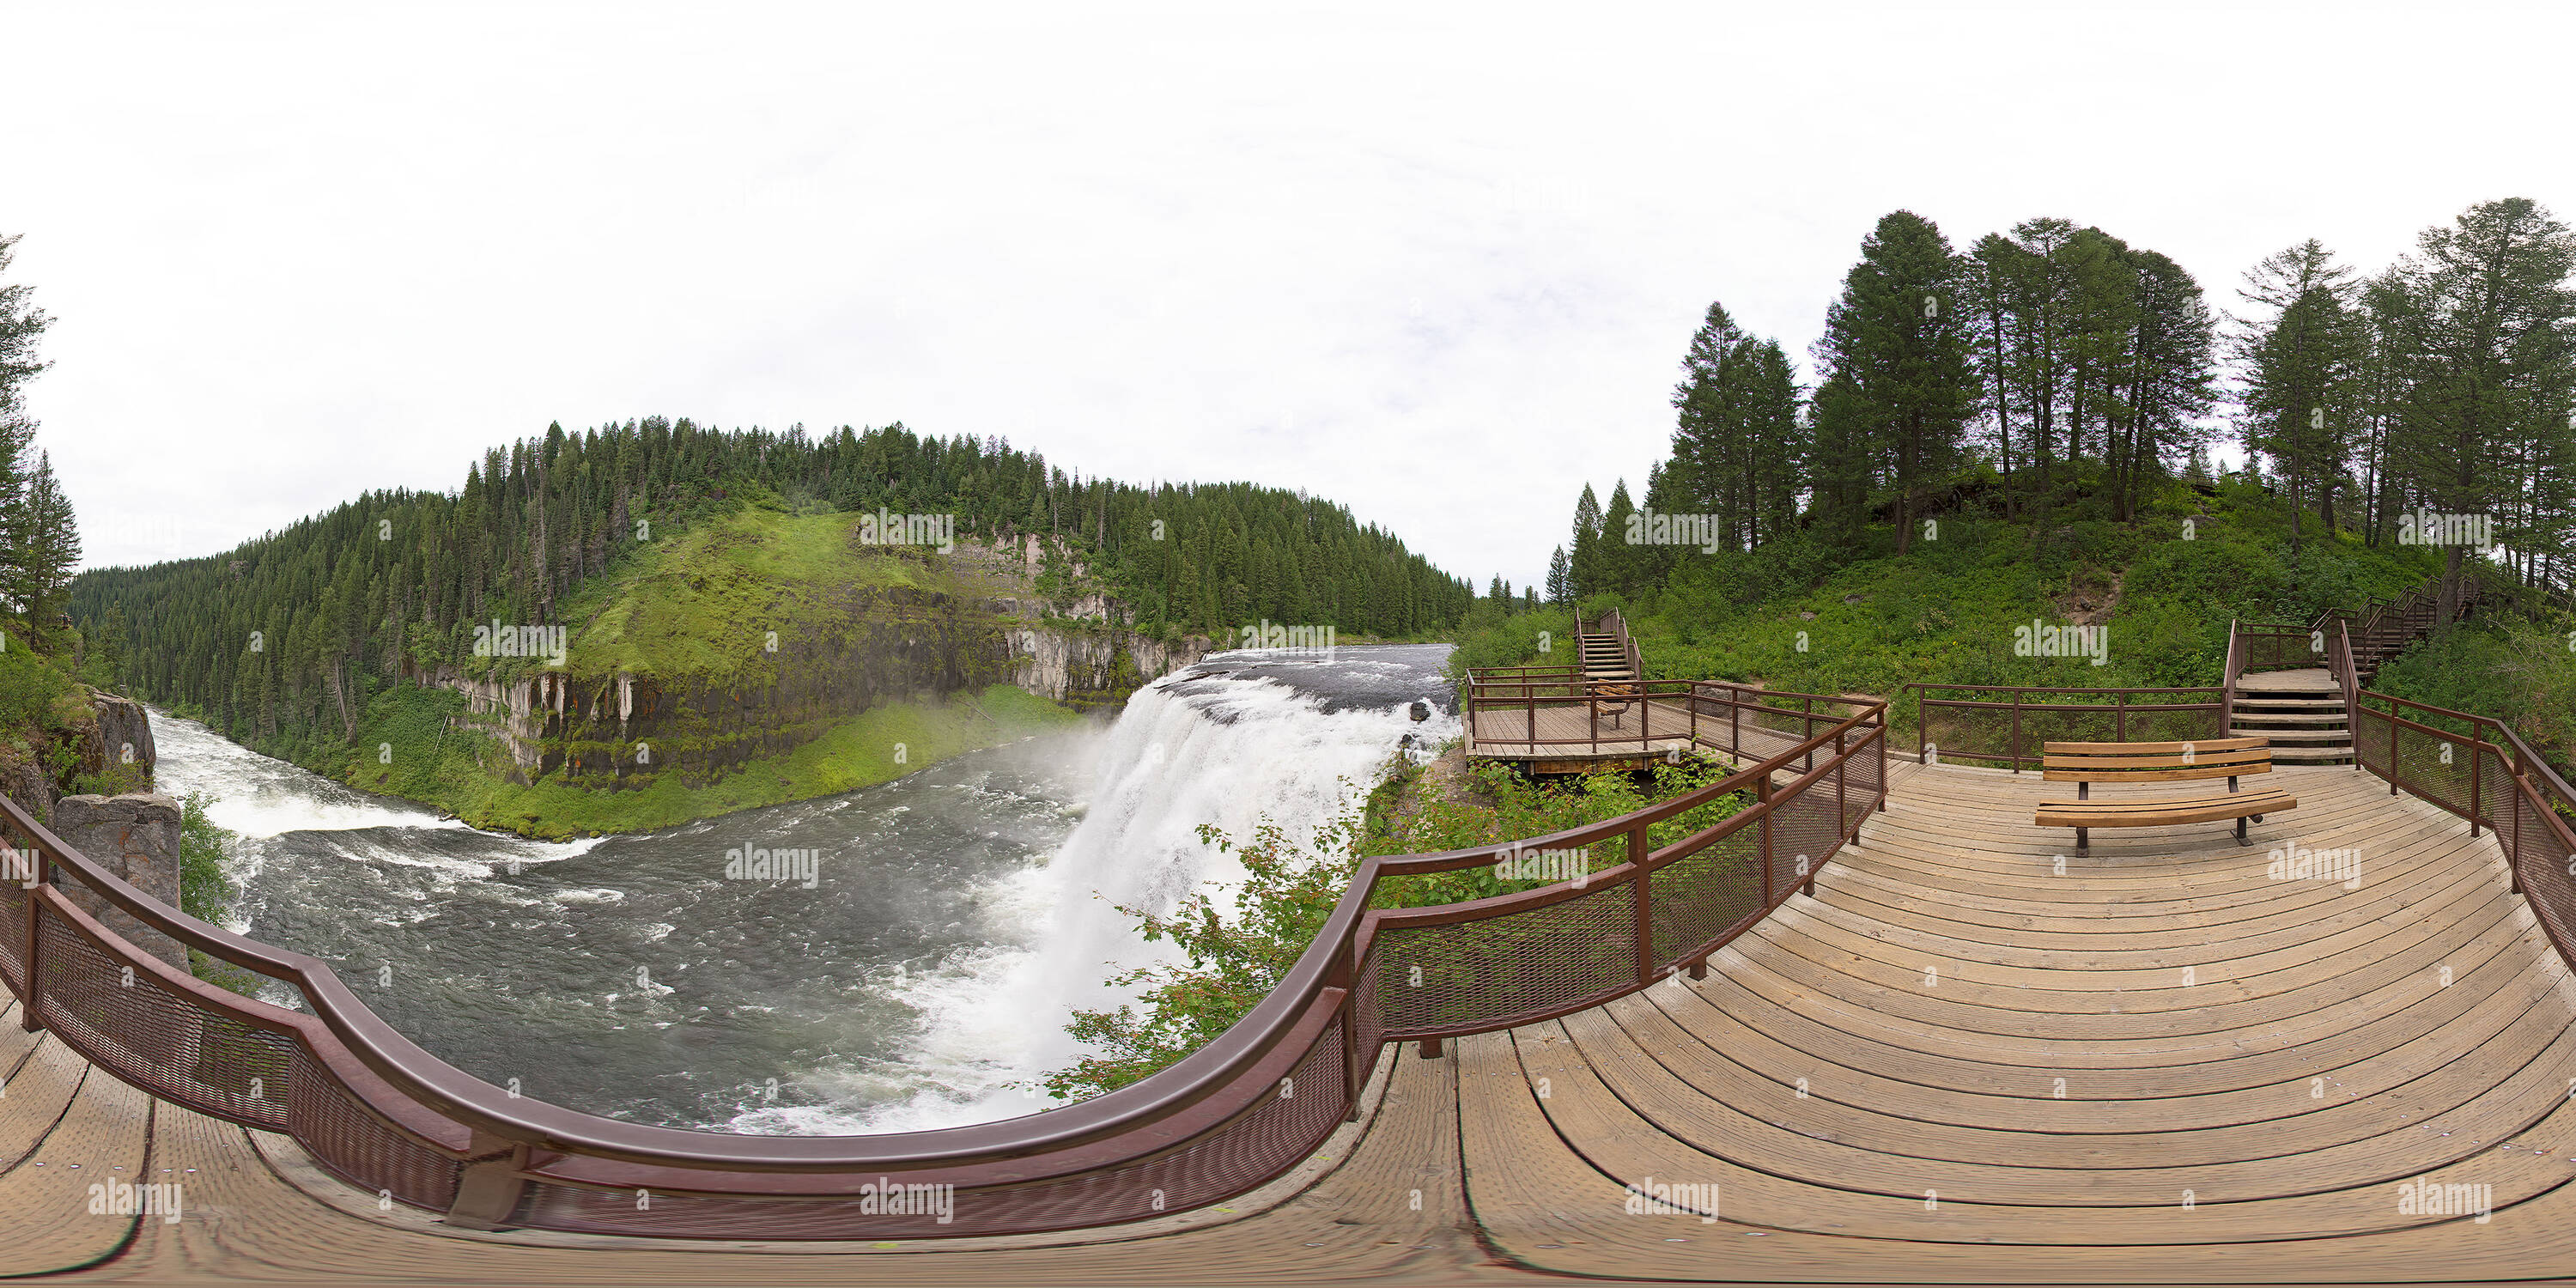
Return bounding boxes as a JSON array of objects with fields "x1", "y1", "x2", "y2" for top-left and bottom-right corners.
[{"x1": 50, "y1": 793, "x2": 188, "y2": 973}]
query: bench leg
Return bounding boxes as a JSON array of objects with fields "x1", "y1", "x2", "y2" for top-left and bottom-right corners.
[
  {"x1": 2075, "y1": 827, "x2": 2088, "y2": 850},
  {"x1": 2236, "y1": 816, "x2": 2250, "y2": 846}
]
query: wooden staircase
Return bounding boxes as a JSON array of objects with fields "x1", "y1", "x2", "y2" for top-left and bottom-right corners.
[
  {"x1": 2229, "y1": 669, "x2": 2353, "y2": 765},
  {"x1": 1576, "y1": 611, "x2": 1637, "y2": 687}
]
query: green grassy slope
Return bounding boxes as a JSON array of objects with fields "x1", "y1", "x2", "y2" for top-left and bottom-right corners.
[{"x1": 252, "y1": 501, "x2": 1084, "y2": 838}]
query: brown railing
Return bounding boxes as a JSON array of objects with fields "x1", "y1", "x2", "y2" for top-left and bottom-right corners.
[
  {"x1": 1465, "y1": 672, "x2": 1875, "y2": 772},
  {"x1": 2349, "y1": 690, "x2": 2576, "y2": 966},
  {"x1": 1905, "y1": 683, "x2": 2226, "y2": 772},
  {"x1": 2233, "y1": 621, "x2": 2321, "y2": 673},
  {"x1": 0, "y1": 686, "x2": 1886, "y2": 1240}
]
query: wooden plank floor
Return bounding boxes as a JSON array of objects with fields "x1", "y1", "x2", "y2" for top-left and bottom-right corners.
[
  {"x1": 14, "y1": 763, "x2": 2576, "y2": 1283},
  {"x1": 1467, "y1": 697, "x2": 1843, "y2": 768}
]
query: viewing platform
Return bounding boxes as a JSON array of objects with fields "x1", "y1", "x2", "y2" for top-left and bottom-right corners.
[{"x1": 5, "y1": 613, "x2": 2574, "y2": 1283}]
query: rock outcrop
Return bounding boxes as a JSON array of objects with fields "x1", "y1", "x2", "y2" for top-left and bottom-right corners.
[{"x1": 50, "y1": 793, "x2": 188, "y2": 972}]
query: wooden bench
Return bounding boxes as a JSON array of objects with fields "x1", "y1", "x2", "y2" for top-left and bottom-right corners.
[
  {"x1": 2034, "y1": 738, "x2": 2296, "y2": 850},
  {"x1": 1592, "y1": 681, "x2": 1640, "y2": 728}
]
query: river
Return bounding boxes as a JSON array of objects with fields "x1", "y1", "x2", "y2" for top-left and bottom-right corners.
[{"x1": 149, "y1": 643, "x2": 1457, "y2": 1134}]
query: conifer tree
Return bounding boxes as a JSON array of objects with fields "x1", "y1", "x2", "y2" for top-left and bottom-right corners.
[
  {"x1": 1812, "y1": 210, "x2": 1975, "y2": 551},
  {"x1": 2233, "y1": 240, "x2": 2362, "y2": 550}
]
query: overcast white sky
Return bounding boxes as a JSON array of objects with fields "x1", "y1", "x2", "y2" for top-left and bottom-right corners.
[{"x1": 10, "y1": 1, "x2": 2571, "y2": 589}]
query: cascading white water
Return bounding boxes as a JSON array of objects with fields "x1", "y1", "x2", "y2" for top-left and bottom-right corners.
[
  {"x1": 808, "y1": 643, "x2": 1458, "y2": 1132},
  {"x1": 143, "y1": 645, "x2": 1455, "y2": 1136}
]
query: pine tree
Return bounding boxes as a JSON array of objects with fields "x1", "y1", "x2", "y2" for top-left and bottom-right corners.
[
  {"x1": 1600, "y1": 480, "x2": 1638, "y2": 597},
  {"x1": 21, "y1": 452, "x2": 79, "y2": 643},
  {"x1": 1568, "y1": 484, "x2": 1603, "y2": 600},
  {"x1": 1812, "y1": 210, "x2": 1976, "y2": 552},
  {"x1": 2233, "y1": 240, "x2": 2362, "y2": 550},
  {"x1": 2385, "y1": 198, "x2": 2576, "y2": 618},
  {"x1": 1544, "y1": 545, "x2": 1571, "y2": 605},
  {"x1": 0, "y1": 233, "x2": 52, "y2": 615}
]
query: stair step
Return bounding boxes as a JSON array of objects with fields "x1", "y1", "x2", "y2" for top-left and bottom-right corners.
[
  {"x1": 2270, "y1": 749, "x2": 2357, "y2": 763},
  {"x1": 2231, "y1": 727, "x2": 2354, "y2": 743},
  {"x1": 2233, "y1": 696, "x2": 2347, "y2": 708},
  {"x1": 2232, "y1": 713, "x2": 2350, "y2": 726}
]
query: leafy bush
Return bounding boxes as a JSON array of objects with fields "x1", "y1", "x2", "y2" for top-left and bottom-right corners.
[{"x1": 1040, "y1": 753, "x2": 1747, "y2": 1099}]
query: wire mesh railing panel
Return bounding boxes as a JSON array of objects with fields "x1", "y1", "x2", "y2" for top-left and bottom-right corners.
[
  {"x1": 286, "y1": 1043, "x2": 468, "y2": 1212},
  {"x1": 1917, "y1": 695, "x2": 2218, "y2": 769},
  {"x1": 2478, "y1": 744, "x2": 2516, "y2": 835},
  {"x1": 33, "y1": 900, "x2": 297, "y2": 1133},
  {"x1": 1370, "y1": 880, "x2": 1637, "y2": 1037},
  {"x1": 1645, "y1": 826, "x2": 1762, "y2": 968},
  {"x1": 1768, "y1": 775, "x2": 1844, "y2": 905},
  {"x1": 2356, "y1": 707, "x2": 2394, "y2": 779},
  {"x1": 515, "y1": 1018, "x2": 1353, "y2": 1239},
  {"x1": 2391, "y1": 720, "x2": 2477, "y2": 819},
  {"x1": 2512, "y1": 781, "x2": 2576, "y2": 963}
]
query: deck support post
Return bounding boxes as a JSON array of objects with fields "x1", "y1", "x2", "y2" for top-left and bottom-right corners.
[
  {"x1": 1687, "y1": 959, "x2": 1706, "y2": 981},
  {"x1": 1417, "y1": 1036, "x2": 1443, "y2": 1060},
  {"x1": 445, "y1": 1137, "x2": 531, "y2": 1231}
]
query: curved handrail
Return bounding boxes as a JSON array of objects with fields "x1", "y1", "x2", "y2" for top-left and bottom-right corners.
[{"x1": 1, "y1": 684, "x2": 1886, "y2": 1205}]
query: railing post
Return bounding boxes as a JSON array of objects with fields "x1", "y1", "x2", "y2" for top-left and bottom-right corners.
[
  {"x1": 1757, "y1": 775, "x2": 1775, "y2": 908},
  {"x1": 2012, "y1": 691, "x2": 2023, "y2": 774},
  {"x1": 1336, "y1": 932, "x2": 1364, "y2": 1121},
  {"x1": 1731, "y1": 690, "x2": 1741, "y2": 756},
  {"x1": 2390, "y1": 708, "x2": 2400, "y2": 796},
  {"x1": 2470, "y1": 738, "x2": 2482, "y2": 838},
  {"x1": 2512, "y1": 770, "x2": 2524, "y2": 894},
  {"x1": 2116, "y1": 691, "x2": 2128, "y2": 744},
  {"x1": 1631, "y1": 824, "x2": 1654, "y2": 985},
  {"x1": 18, "y1": 855, "x2": 40, "y2": 1033}
]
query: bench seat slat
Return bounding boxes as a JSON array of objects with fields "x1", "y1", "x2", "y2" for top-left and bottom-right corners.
[
  {"x1": 2036, "y1": 792, "x2": 2296, "y2": 829},
  {"x1": 2041, "y1": 738, "x2": 2270, "y2": 755},
  {"x1": 2042, "y1": 763, "x2": 2272, "y2": 783}
]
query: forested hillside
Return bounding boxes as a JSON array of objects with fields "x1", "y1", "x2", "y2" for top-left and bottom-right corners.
[
  {"x1": 74, "y1": 419, "x2": 1473, "y2": 754},
  {"x1": 1464, "y1": 197, "x2": 2575, "y2": 760}
]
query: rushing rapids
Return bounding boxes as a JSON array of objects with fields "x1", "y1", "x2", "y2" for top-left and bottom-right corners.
[{"x1": 147, "y1": 642, "x2": 1455, "y2": 1135}]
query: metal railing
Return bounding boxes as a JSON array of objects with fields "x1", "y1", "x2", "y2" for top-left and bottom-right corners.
[
  {"x1": 0, "y1": 683, "x2": 1886, "y2": 1241},
  {"x1": 2349, "y1": 690, "x2": 2576, "y2": 966},
  {"x1": 1905, "y1": 683, "x2": 2226, "y2": 772},
  {"x1": 1464, "y1": 672, "x2": 1874, "y2": 769}
]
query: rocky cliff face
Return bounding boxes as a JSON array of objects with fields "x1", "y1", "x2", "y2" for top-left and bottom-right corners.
[
  {"x1": 0, "y1": 690, "x2": 160, "y2": 825},
  {"x1": 1006, "y1": 624, "x2": 1209, "y2": 713},
  {"x1": 430, "y1": 541, "x2": 1210, "y2": 788},
  {"x1": 433, "y1": 582, "x2": 1019, "y2": 788}
]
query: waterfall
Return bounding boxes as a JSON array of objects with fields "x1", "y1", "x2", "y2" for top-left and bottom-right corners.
[{"x1": 834, "y1": 643, "x2": 1457, "y2": 1132}]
